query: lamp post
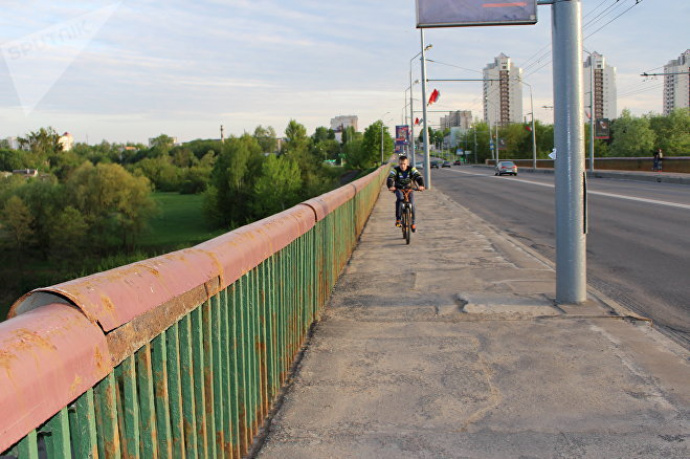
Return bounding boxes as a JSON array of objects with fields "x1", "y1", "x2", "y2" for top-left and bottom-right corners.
[
  {"x1": 404, "y1": 80, "x2": 419, "y2": 156},
  {"x1": 410, "y1": 44, "x2": 432, "y2": 169},
  {"x1": 380, "y1": 111, "x2": 390, "y2": 165},
  {"x1": 519, "y1": 79, "x2": 538, "y2": 170},
  {"x1": 419, "y1": 30, "x2": 432, "y2": 188},
  {"x1": 584, "y1": 48, "x2": 595, "y2": 173}
]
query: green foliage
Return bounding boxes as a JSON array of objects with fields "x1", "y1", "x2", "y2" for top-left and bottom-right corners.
[
  {"x1": 65, "y1": 162, "x2": 156, "y2": 252},
  {"x1": 609, "y1": 109, "x2": 655, "y2": 156},
  {"x1": 209, "y1": 134, "x2": 264, "y2": 227},
  {"x1": 1, "y1": 195, "x2": 34, "y2": 253},
  {"x1": 312, "y1": 126, "x2": 335, "y2": 143},
  {"x1": 17, "y1": 126, "x2": 63, "y2": 157},
  {"x1": 0, "y1": 149, "x2": 28, "y2": 171},
  {"x1": 648, "y1": 108, "x2": 690, "y2": 155},
  {"x1": 131, "y1": 156, "x2": 181, "y2": 191},
  {"x1": 254, "y1": 125, "x2": 278, "y2": 153},
  {"x1": 49, "y1": 206, "x2": 89, "y2": 263},
  {"x1": 346, "y1": 121, "x2": 392, "y2": 170},
  {"x1": 251, "y1": 155, "x2": 303, "y2": 216}
]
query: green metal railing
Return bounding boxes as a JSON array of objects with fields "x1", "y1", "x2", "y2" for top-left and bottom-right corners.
[{"x1": 1, "y1": 166, "x2": 388, "y2": 458}]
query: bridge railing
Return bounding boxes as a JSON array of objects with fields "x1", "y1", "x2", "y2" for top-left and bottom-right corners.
[{"x1": 0, "y1": 166, "x2": 388, "y2": 458}]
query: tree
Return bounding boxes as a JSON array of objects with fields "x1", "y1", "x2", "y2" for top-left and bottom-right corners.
[
  {"x1": 66, "y1": 162, "x2": 156, "y2": 251},
  {"x1": 132, "y1": 156, "x2": 181, "y2": 191},
  {"x1": 352, "y1": 121, "x2": 392, "y2": 169},
  {"x1": 648, "y1": 109, "x2": 690, "y2": 155},
  {"x1": 15, "y1": 178, "x2": 62, "y2": 259},
  {"x1": 312, "y1": 126, "x2": 334, "y2": 143},
  {"x1": 251, "y1": 155, "x2": 302, "y2": 217},
  {"x1": 0, "y1": 149, "x2": 27, "y2": 171},
  {"x1": 17, "y1": 127, "x2": 63, "y2": 156},
  {"x1": 254, "y1": 125, "x2": 278, "y2": 153},
  {"x1": 49, "y1": 206, "x2": 89, "y2": 262},
  {"x1": 209, "y1": 134, "x2": 264, "y2": 227},
  {"x1": 149, "y1": 134, "x2": 176, "y2": 156},
  {"x1": 609, "y1": 109, "x2": 655, "y2": 156},
  {"x1": 1, "y1": 195, "x2": 34, "y2": 256}
]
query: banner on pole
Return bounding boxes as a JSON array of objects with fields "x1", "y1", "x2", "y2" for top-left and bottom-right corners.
[
  {"x1": 416, "y1": 0, "x2": 538, "y2": 28},
  {"x1": 595, "y1": 118, "x2": 610, "y2": 140},
  {"x1": 395, "y1": 125, "x2": 410, "y2": 155}
]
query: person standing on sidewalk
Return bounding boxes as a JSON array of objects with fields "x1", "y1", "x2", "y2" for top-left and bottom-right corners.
[
  {"x1": 653, "y1": 148, "x2": 663, "y2": 172},
  {"x1": 387, "y1": 155, "x2": 425, "y2": 231}
]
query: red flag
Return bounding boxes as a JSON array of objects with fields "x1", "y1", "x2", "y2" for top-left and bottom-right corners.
[
  {"x1": 428, "y1": 89, "x2": 440, "y2": 105},
  {"x1": 415, "y1": 117, "x2": 421, "y2": 125},
  {"x1": 525, "y1": 125, "x2": 532, "y2": 132}
]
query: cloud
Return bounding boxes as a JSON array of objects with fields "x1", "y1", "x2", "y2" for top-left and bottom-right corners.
[{"x1": 1, "y1": 3, "x2": 121, "y2": 115}]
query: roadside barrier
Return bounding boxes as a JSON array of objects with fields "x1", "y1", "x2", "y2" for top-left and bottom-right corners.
[{"x1": 0, "y1": 166, "x2": 388, "y2": 458}]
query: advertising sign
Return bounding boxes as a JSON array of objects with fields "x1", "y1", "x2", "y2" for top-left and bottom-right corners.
[
  {"x1": 395, "y1": 125, "x2": 410, "y2": 155},
  {"x1": 595, "y1": 118, "x2": 610, "y2": 140},
  {"x1": 416, "y1": 0, "x2": 537, "y2": 28}
]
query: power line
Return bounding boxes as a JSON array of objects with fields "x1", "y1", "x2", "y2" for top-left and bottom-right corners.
[
  {"x1": 583, "y1": 0, "x2": 614, "y2": 21},
  {"x1": 585, "y1": 0, "x2": 644, "y2": 40}
]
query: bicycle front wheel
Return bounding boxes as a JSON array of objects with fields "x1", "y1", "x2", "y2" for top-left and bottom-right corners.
[{"x1": 404, "y1": 206, "x2": 412, "y2": 244}]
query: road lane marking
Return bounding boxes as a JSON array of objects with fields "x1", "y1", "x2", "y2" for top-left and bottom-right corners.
[{"x1": 445, "y1": 169, "x2": 690, "y2": 211}]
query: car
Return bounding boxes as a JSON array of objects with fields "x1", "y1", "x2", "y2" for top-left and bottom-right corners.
[
  {"x1": 442, "y1": 161, "x2": 451, "y2": 168},
  {"x1": 495, "y1": 160, "x2": 518, "y2": 176},
  {"x1": 431, "y1": 161, "x2": 440, "y2": 169},
  {"x1": 453, "y1": 160, "x2": 462, "y2": 166}
]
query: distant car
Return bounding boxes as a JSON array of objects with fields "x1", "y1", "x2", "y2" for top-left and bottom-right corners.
[
  {"x1": 431, "y1": 161, "x2": 440, "y2": 169},
  {"x1": 442, "y1": 161, "x2": 451, "y2": 168},
  {"x1": 453, "y1": 160, "x2": 462, "y2": 166},
  {"x1": 415, "y1": 162, "x2": 423, "y2": 169},
  {"x1": 495, "y1": 160, "x2": 518, "y2": 176}
]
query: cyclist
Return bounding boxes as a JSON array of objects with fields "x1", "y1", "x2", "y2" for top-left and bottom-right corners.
[{"x1": 387, "y1": 155, "x2": 425, "y2": 232}]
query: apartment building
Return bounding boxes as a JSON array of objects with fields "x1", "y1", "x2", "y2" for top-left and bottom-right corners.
[{"x1": 482, "y1": 53, "x2": 523, "y2": 126}]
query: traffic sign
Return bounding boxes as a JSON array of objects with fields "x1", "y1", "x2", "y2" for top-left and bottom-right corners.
[{"x1": 416, "y1": 0, "x2": 538, "y2": 28}]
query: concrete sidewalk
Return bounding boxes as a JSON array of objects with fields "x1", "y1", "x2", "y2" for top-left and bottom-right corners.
[{"x1": 257, "y1": 187, "x2": 690, "y2": 458}]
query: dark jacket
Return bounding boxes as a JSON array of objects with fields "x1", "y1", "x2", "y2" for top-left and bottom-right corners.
[{"x1": 387, "y1": 166, "x2": 424, "y2": 189}]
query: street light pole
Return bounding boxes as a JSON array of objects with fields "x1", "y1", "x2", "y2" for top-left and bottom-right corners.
[
  {"x1": 584, "y1": 49, "x2": 595, "y2": 173},
  {"x1": 380, "y1": 111, "x2": 390, "y2": 165},
  {"x1": 552, "y1": 0, "x2": 587, "y2": 304},
  {"x1": 420, "y1": 30, "x2": 431, "y2": 188},
  {"x1": 520, "y1": 79, "x2": 538, "y2": 169},
  {"x1": 409, "y1": 45, "x2": 431, "y2": 167}
]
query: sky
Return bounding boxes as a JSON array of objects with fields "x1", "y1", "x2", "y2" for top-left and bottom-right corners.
[{"x1": 0, "y1": 0, "x2": 687, "y2": 145}]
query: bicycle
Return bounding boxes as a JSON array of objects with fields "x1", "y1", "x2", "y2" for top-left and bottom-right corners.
[{"x1": 396, "y1": 184, "x2": 420, "y2": 245}]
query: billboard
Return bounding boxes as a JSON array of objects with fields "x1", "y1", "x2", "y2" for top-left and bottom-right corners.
[
  {"x1": 595, "y1": 118, "x2": 610, "y2": 140},
  {"x1": 395, "y1": 125, "x2": 410, "y2": 155},
  {"x1": 416, "y1": 0, "x2": 538, "y2": 28}
]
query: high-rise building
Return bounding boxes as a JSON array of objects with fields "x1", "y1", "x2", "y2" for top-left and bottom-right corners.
[
  {"x1": 330, "y1": 115, "x2": 358, "y2": 143},
  {"x1": 440, "y1": 110, "x2": 472, "y2": 130},
  {"x1": 663, "y1": 49, "x2": 690, "y2": 115},
  {"x1": 483, "y1": 53, "x2": 523, "y2": 126},
  {"x1": 330, "y1": 115, "x2": 358, "y2": 133},
  {"x1": 583, "y1": 51, "x2": 617, "y2": 120},
  {"x1": 58, "y1": 132, "x2": 74, "y2": 151}
]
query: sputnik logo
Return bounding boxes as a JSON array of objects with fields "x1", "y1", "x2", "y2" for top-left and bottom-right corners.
[{"x1": 1, "y1": 3, "x2": 121, "y2": 115}]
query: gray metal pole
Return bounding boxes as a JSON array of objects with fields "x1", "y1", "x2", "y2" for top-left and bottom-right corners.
[
  {"x1": 552, "y1": 0, "x2": 587, "y2": 304},
  {"x1": 529, "y1": 85, "x2": 537, "y2": 169},
  {"x1": 409, "y1": 69, "x2": 416, "y2": 166},
  {"x1": 420, "y1": 30, "x2": 431, "y2": 188},
  {"x1": 589, "y1": 54, "x2": 595, "y2": 173},
  {"x1": 380, "y1": 122, "x2": 384, "y2": 165}
]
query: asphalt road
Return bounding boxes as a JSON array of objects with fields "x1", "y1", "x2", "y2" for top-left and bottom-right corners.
[{"x1": 431, "y1": 166, "x2": 690, "y2": 349}]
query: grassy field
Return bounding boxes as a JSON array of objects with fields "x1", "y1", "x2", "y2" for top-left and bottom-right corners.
[
  {"x1": 0, "y1": 192, "x2": 227, "y2": 321},
  {"x1": 140, "y1": 192, "x2": 227, "y2": 251}
]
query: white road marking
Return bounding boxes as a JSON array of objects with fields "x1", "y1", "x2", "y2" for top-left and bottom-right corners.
[{"x1": 445, "y1": 169, "x2": 690, "y2": 211}]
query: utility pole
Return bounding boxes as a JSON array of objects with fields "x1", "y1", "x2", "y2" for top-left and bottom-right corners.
[
  {"x1": 220, "y1": 125, "x2": 225, "y2": 144},
  {"x1": 420, "y1": 29, "x2": 431, "y2": 188},
  {"x1": 551, "y1": 0, "x2": 587, "y2": 304}
]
